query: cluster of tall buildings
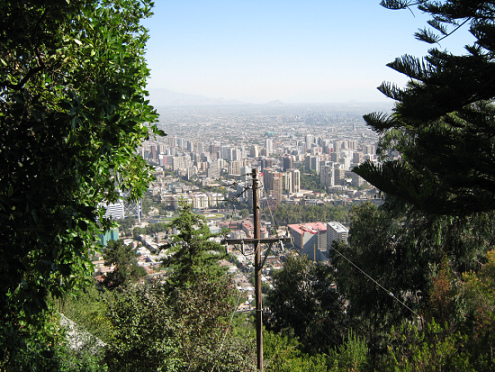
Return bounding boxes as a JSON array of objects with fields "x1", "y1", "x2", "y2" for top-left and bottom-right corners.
[
  {"x1": 140, "y1": 132, "x2": 377, "y2": 206},
  {"x1": 139, "y1": 105, "x2": 382, "y2": 208}
]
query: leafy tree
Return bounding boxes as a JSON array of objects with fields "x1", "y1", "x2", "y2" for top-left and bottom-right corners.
[
  {"x1": 332, "y1": 204, "x2": 428, "y2": 332},
  {"x1": 169, "y1": 273, "x2": 254, "y2": 371},
  {"x1": 332, "y1": 202, "x2": 495, "y2": 359},
  {"x1": 263, "y1": 330, "x2": 328, "y2": 372},
  {"x1": 0, "y1": 301, "x2": 109, "y2": 371},
  {"x1": 382, "y1": 320, "x2": 474, "y2": 372},
  {"x1": 107, "y1": 279, "x2": 254, "y2": 372},
  {"x1": 119, "y1": 217, "x2": 136, "y2": 230},
  {"x1": 141, "y1": 194, "x2": 153, "y2": 216},
  {"x1": 267, "y1": 203, "x2": 350, "y2": 226},
  {"x1": 132, "y1": 222, "x2": 168, "y2": 240},
  {"x1": 240, "y1": 208, "x2": 251, "y2": 218},
  {"x1": 0, "y1": 0, "x2": 162, "y2": 318},
  {"x1": 105, "y1": 286, "x2": 181, "y2": 372},
  {"x1": 354, "y1": 0, "x2": 495, "y2": 215},
  {"x1": 60, "y1": 282, "x2": 114, "y2": 344},
  {"x1": 108, "y1": 203, "x2": 253, "y2": 370},
  {"x1": 371, "y1": 249, "x2": 495, "y2": 371},
  {"x1": 102, "y1": 240, "x2": 146, "y2": 290},
  {"x1": 265, "y1": 254, "x2": 345, "y2": 355},
  {"x1": 0, "y1": 309, "x2": 65, "y2": 371},
  {"x1": 456, "y1": 251, "x2": 495, "y2": 370},
  {"x1": 0, "y1": 0, "x2": 161, "y2": 366},
  {"x1": 162, "y1": 202, "x2": 254, "y2": 370},
  {"x1": 328, "y1": 329, "x2": 369, "y2": 372},
  {"x1": 340, "y1": 3, "x2": 495, "y2": 368},
  {"x1": 133, "y1": 226, "x2": 146, "y2": 240},
  {"x1": 299, "y1": 169, "x2": 325, "y2": 193}
]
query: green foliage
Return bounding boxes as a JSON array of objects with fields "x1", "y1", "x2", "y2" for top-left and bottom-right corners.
[
  {"x1": 133, "y1": 222, "x2": 169, "y2": 239},
  {"x1": 106, "y1": 204, "x2": 254, "y2": 370},
  {"x1": 169, "y1": 273, "x2": 254, "y2": 371},
  {"x1": 456, "y1": 250, "x2": 495, "y2": 370},
  {"x1": 0, "y1": 2, "x2": 163, "y2": 366},
  {"x1": 60, "y1": 283, "x2": 114, "y2": 344},
  {"x1": 333, "y1": 203, "x2": 428, "y2": 332},
  {"x1": 332, "y1": 202, "x2": 495, "y2": 361},
  {"x1": 354, "y1": 1, "x2": 495, "y2": 215},
  {"x1": 119, "y1": 217, "x2": 137, "y2": 230},
  {"x1": 374, "y1": 249, "x2": 495, "y2": 371},
  {"x1": 0, "y1": 310, "x2": 65, "y2": 371},
  {"x1": 103, "y1": 240, "x2": 147, "y2": 290},
  {"x1": 55, "y1": 341, "x2": 108, "y2": 372},
  {"x1": 163, "y1": 201, "x2": 228, "y2": 288},
  {"x1": 0, "y1": 0, "x2": 162, "y2": 322},
  {"x1": 328, "y1": 329, "x2": 369, "y2": 372},
  {"x1": 299, "y1": 169, "x2": 325, "y2": 192},
  {"x1": 141, "y1": 194, "x2": 153, "y2": 216},
  {"x1": 105, "y1": 286, "x2": 181, "y2": 372},
  {"x1": 355, "y1": 105, "x2": 495, "y2": 215},
  {"x1": 118, "y1": 217, "x2": 137, "y2": 237},
  {"x1": 240, "y1": 208, "x2": 251, "y2": 218},
  {"x1": 162, "y1": 202, "x2": 253, "y2": 370},
  {"x1": 426, "y1": 258, "x2": 459, "y2": 325},
  {"x1": 264, "y1": 330, "x2": 328, "y2": 372},
  {"x1": 0, "y1": 305, "x2": 107, "y2": 371},
  {"x1": 382, "y1": 320, "x2": 475, "y2": 372},
  {"x1": 267, "y1": 203, "x2": 350, "y2": 226},
  {"x1": 265, "y1": 254, "x2": 345, "y2": 354}
]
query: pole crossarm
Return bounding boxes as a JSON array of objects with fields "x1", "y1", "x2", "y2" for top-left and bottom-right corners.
[
  {"x1": 221, "y1": 168, "x2": 293, "y2": 371},
  {"x1": 222, "y1": 237, "x2": 293, "y2": 268},
  {"x1": 221, "y1": 237, "x2": 292, "y2": 245}
]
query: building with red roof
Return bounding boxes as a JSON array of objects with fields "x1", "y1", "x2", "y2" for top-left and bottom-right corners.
[{"x1": 288, "y1": 222, "x2": 328, "y2": 261}]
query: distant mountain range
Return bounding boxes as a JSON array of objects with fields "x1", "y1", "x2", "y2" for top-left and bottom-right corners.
[
  {"x1": 147, "y1": 88, "x2": 246, "y2": 107},
  {"x1": 146, "y1": 88, "x2": 393, "y2": 110}
]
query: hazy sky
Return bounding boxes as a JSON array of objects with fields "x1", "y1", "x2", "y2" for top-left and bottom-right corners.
[{"x1": 143, "y1": 0, "x2": 474, "y2": 104}]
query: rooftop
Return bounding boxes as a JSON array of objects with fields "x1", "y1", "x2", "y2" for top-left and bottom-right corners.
[
  {"x1": 327, "y1": 221, "x2": 348, "y2": 233},
  {"x1": 288, "y1": 222, "x2": 327, "y2": 235}
]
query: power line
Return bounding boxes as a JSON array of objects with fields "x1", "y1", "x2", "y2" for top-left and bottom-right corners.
[
  {"x1": 269, "y1": 272, "x2": 344, "y2": 347},
  {"x1": 331, "y1": 245, "x2": 422, "y2": 319}
]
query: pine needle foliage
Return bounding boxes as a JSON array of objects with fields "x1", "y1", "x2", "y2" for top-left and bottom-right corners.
[{"x1": 355, "y1": 1, "x2": 495, "y2": 215}]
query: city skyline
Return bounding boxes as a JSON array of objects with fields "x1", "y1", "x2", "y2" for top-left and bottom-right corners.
[{"x1": 143, "y1": 0, "x2": 475, "y2": 105}]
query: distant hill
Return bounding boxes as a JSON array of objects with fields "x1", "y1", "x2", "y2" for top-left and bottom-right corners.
[
  {"x1": 264, "y1": 99, "x2": 286, "y2": 106},
  {"x1": 147, "y1": 88, "x2": 393, "y2": 111},
  {"x1": 147, "y1": 88, "x2": 245, "y2": 107}
]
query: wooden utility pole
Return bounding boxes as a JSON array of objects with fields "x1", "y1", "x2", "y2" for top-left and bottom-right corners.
[
  {"x1": 222, "y1": 168, "x2": 292, "y2": 371},
  {"x1": 252, "y1": 168, "x2": 263, "y2": 371}
]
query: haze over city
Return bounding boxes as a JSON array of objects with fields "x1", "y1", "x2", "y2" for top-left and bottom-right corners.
[{"x1": 143, "y1": 0, "x2": 475, "y2": 105}]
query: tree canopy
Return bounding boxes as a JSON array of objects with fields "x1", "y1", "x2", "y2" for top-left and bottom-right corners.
[
  {"x1": 106, "y1": 203, "x2": 254, "y2": 371},
  {"x1": 354, "y1": 0, "x2": 495, "y2": 215},
  {"x1": 163, "y1": 201, "x2": 229, "y2": 289},
  {"x1": 102, "y1": 240, "x2": 146, "y2": 290},
  {"x1": 0, "y1": 0, "x2": 162, "y2": 367},
  {"x1": 340, "y1": 2, "x2": 495, "y2": 368},
  {"x1": 265, "y1": 254, "x2": 345, "y2": 355},
  {"x1": 0, "y1": 0, "x2": 162, "y2": 316}
]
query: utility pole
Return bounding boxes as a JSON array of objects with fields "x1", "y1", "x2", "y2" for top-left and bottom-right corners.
[
  {"x1": 252, "y1": 168, "x2": 263, "y2": 371},
  {"x1": 222, "y1": 168, "x2": 292, "y2": 371}
]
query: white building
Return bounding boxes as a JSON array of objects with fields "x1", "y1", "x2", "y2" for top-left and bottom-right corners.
[
  {"x1": 103, "y1": 201, "x2": 125, "y2": 220},
  {"x1": 291, "y1": 169, "x2": 300, "y2": 193},
  {"x1": 327, "y1": 221, "x2": 349, "y2": 249}
]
